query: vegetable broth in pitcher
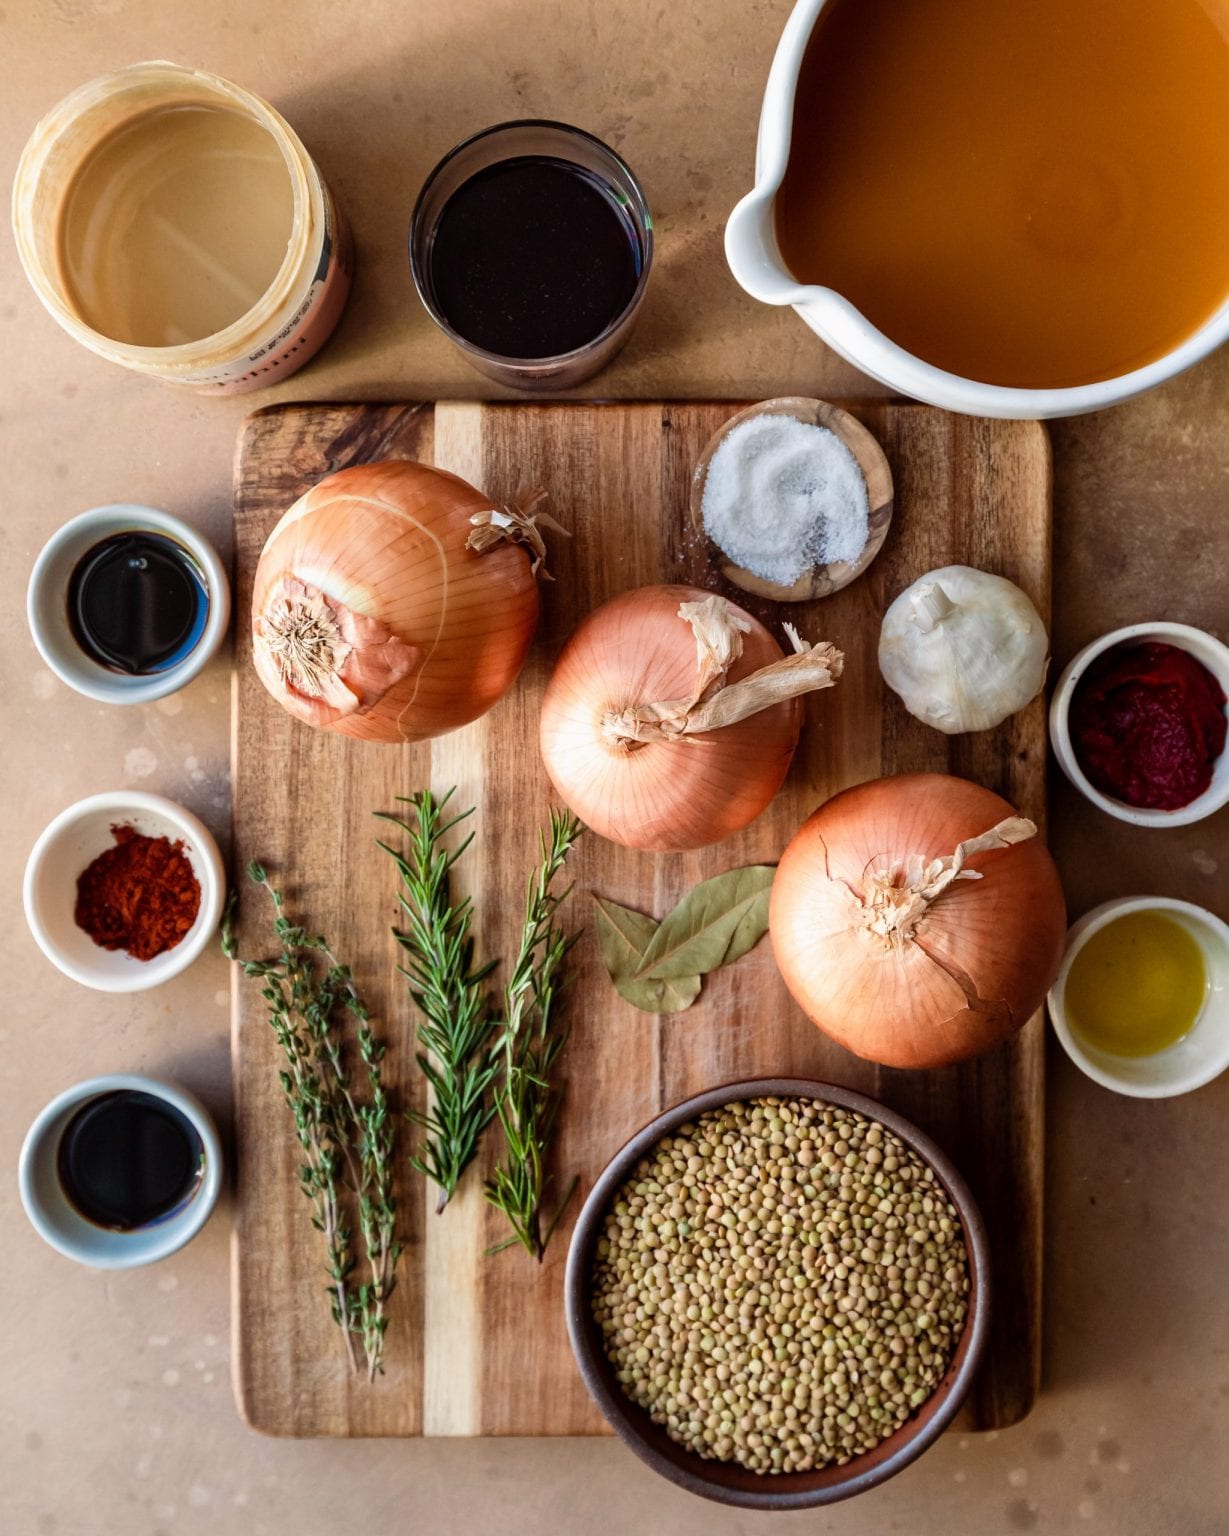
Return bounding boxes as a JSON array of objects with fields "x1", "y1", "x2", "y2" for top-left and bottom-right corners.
[{"x1": 775, "y1": 0, "x2": 1229, "y2": 388}]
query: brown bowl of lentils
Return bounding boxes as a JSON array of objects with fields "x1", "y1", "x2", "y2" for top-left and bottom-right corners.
[{"x1": 564, "y1": 1079, "x2": 989, "y2": 1509}]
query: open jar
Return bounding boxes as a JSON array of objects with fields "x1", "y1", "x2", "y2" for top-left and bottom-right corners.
[{"x1": 12, "y1": 61, "x2": 352, "y2": 393}]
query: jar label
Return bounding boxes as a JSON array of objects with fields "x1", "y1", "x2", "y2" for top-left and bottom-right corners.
[{"x1": 185, "y1": 178, "x2": 353, "y2": 394}]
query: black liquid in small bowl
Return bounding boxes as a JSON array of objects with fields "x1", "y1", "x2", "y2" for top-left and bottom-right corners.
[
  {"x1": 67, "y1": 530, "x2": 210, "y2": 676},
  {"x1": 57, "y1": 1089, "x2": 205, "y2": 1231}
]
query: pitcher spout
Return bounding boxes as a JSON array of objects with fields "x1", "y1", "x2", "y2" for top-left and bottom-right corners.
[{"x1": 724, "y1": 189, "x2": 813, "y2": 307}]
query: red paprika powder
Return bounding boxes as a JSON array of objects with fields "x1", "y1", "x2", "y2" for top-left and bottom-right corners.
[
  {"x1": 1069, "y1": 641, "x2": 1227, "y2": 810},
  {"x1": 75, "y1": 824, "x2": 202, "y2": 961}
]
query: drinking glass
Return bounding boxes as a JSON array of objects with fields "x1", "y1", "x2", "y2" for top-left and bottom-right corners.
[{"x1": 409, "y1": 119, "x2": 653, "y2": 391}]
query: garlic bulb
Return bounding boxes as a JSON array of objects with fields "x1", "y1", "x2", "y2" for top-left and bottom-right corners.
[{"x1": 878, "y1": 565, "x2": 1048, "y2": 734}]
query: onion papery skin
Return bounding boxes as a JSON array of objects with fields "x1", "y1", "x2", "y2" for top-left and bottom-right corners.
[
  {"x1": 251, "y1": 460, "x2": 539, "y2": 743},
  {"x1": 539, "y1": 584, "x2": 801, "y2": 852},
  {"x1": 770, "y1": 773, "x2": 1066, "y2": 1068}
]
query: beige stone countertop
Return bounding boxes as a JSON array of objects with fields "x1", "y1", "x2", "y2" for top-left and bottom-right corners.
[{"x1": 2, "y1": 2, "x2": 1226, "y2": 1533}]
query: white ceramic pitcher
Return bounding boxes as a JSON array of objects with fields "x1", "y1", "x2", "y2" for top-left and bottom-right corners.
[{"x1": 724, "y1": 0, "x2": 1229, "y2": 420}]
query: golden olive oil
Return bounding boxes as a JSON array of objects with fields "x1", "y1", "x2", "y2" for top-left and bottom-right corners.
[{"x1": 1064, "y1": 911, "x2": 1206, "y2": 1058}]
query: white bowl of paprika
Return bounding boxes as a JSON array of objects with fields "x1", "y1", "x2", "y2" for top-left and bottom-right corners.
[
  {"x1": 1050, "y1": 622, "x2": 1229, "y2": 828},
  {"x1": 23, "y1": 791, "x2": 225, "y2": 992}
]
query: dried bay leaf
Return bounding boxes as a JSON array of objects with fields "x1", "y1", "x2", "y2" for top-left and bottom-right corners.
[
  {"x1": 617, "y1": 969, "x2": 704, "y2": 1014},
  {"x1": 635, "y1": 865, "x2": 775, "y2": 981},
  {"x1": 594, "y1": 895, "x2": 658, "y2": 972},
  {"x1": 593, "y1": 897, "x2": 703, "y2": 1014}
]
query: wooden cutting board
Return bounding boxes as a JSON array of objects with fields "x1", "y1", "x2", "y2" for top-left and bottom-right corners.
[{"x1": 230, "y1": 400, "x2": 1050, "y2": 1438}]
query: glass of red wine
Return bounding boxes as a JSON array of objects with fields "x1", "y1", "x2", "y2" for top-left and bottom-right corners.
[{"x1": 410, "y1": 119, "x2": 653, "y2": 390}]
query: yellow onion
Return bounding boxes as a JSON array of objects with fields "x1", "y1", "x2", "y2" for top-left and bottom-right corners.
[
  {"x1": 770, "y1": 773, "x2": 1066, "y2": 1068},
  {"x1": 251, "y1": 460, "x2": 543, "y2": 743},
  {"x1": 539, "y1": 585, "x2": 843, "y2": 851}
]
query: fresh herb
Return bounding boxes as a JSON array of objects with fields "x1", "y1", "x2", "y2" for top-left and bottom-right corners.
[
  {"x1": 222, "y1": 863, "x2": 401, "y2": 1380},
  {"x1": 593, "y1": 898, "x2": 701, "y2": 1013},
  {"x1": 485, "y1": 809, "x2": 583, "y2": 1261},
  {"x1": 376, "y1": 795, "x2": 583, "y2": 1258},
  {"x1": 377, "y1": 791, "x2": 498, "y2": 1213},
  {"x1": 594, "y1": 865, "x2": 775, "y2": 1013}
]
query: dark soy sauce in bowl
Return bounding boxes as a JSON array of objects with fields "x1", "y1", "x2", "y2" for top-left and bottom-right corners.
[
  {"x1": 67, "y1": 530, "x2": 209, "y2": 675},
  {"x1": 427, "y1": 155, "x2": 642, "y2": 359},
  {"x1": 56, "y1": 1089, "x2": 205, "y2": 1230}
]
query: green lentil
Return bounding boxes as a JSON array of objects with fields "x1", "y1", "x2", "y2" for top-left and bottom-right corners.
[{"x1": 590, "y1": 1097, "x2": 969, "y2": 1476}]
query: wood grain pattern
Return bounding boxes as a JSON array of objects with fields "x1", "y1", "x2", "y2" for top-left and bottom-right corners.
[{"x1": 231, "y1": 400, "x2": 1050, "y2": 1438}]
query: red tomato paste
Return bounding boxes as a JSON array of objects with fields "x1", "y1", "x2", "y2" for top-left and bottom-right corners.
[{"x1": 1069, "y1": 641, "x2": 1227, "y2": 810}]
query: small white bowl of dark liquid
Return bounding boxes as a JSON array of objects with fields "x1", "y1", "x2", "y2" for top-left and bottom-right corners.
[
  {"x1": 27, "y1": 504, "x2": 230, "y2": 704},
  {"x1": 18, "y1": 1074, "x2": 223, "y2": 1267}
]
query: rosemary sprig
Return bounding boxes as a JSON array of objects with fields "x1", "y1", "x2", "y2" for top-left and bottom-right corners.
[
  {"x1": 485, "y1": 810, "x2": 583, "y2": 1262},
  {"x1": 222, "y1": 863, "x2": 402, "y2": 1380},
  {"x1": 377, "y1": 791, "x2": 499, "y2": 1212}
]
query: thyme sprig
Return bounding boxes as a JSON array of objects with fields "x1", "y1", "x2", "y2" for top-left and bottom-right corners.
[
  {"x1": 377, "y1": 792, "x2": 499, "y2": 1212},
  {"x1": 485, "y1": 810, "x2": 583, "y2": 1262},
  {"x1": 222, "y1": 863, "x2": 401, "y2": 1380}
]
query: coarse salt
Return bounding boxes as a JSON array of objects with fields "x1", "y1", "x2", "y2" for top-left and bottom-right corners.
[{"x1": 700, "y1": 414, "x2": 869, "y2": 586}]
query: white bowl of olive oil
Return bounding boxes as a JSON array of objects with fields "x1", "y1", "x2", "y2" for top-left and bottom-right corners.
[{"x1": 1048, "y1": 897, "x2": 1229, "y2": 1098}]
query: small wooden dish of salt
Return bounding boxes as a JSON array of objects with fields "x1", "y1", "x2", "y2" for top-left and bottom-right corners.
[{"x1": 690, "y1": 397, "x2": 893, "y2": 602}]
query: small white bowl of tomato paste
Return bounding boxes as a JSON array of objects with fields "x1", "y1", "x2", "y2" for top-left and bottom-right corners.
[{"x1": 1050, "y1": 622, "x2": 1229, "y2": 827}]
